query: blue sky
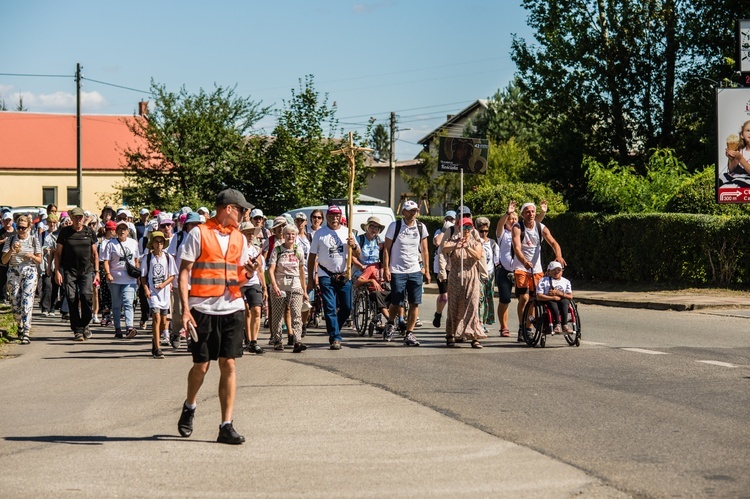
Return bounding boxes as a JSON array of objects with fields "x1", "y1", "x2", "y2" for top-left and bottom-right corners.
[{"x1": 0, "y1": 0, "x2": 534, "y2": 159}]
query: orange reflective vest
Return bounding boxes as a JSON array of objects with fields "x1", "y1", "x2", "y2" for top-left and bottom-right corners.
[{"x1": 189, "y1": 219, "x2": 246, "y2": 299}]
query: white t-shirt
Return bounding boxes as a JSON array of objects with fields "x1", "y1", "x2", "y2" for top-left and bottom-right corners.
[
  {"x1": 511, "y1": 222, "x2": 545, "y2": 274},
  {"x1": 482, "y1": 238, "x2": 500, "y2": 268},
  {"x1": 384, "y1": 220, "x2": 429, "y2": 274},
  {"x1": 102, "y1": 237, "x2": 141, "y2": 285},
  {"x1": 310, "y1": 225, "x2": 353, "y2": 277},
  {"x1": 242, "y1": 243, "x2": 262, "y2": 288},
  {"x1": 140, "y1": 251, "x2": 178, "y2": 310},
  {"x1": 166, "y1": 230, "x2": 189, "y2": 288},
  {"x1": 432, "y1": 228, "x2": 443, "y2": 274},
  {"x1": 536, "y1": 275, "x2": 572, "y2": 297},
  {"x1": 498, "y1": 228, "x2": 513, "y2": 270},
  {"x1": 180, "y1": 225, "x2": 249, "y2": 315}
]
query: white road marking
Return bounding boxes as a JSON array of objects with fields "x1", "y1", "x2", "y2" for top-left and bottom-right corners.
[
  {"x1": 580, "y1": 340, "x2": 608, "y2": 346},
  {"x1": 696, "y1": 360, "x2": 737, "y2": 368},
  {"x1": 621, "y1": 348, "x2": 668, "y2": 355}
]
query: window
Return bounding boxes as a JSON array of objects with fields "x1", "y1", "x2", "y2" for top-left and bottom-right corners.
[
  {"x1": 66, "y1": 187, "x2": 80, "y2": 207},
  {"x1": 42, "y1": 187, "x2": 57, "y2": 206}
]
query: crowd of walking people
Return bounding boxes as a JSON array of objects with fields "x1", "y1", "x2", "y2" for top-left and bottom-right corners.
[{"x1": 2, "y1": 192, "x2": 572, "y2": 444}]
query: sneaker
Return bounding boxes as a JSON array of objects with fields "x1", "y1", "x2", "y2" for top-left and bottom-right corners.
[
  {"x1": 247, "y1": 341, "x2": 264, "y2": 354},
  {"x1": 161, "y1": 332, "x2": 170, "y2": 346},
  {"x1": 170, "y1": 332, "x2": 182, "y2": 349},
  {"x1": 403, "y1": 332, "x2": 420, "y2": 347},
  {"x1": 382, "y1": 323, "x2": 394, "y2": 342},
  {"x1": 83, "y1": 326, "x2": 92, "y2": 339},
  {"x1": 273, "y1": 342, "x2": 284, "y2": 351},
  {"x1": 152, "y1": 347, "x2": 165, "y2": 359},
  {"x1": 49, "y1": 310, "x2": 58, "y2": 317},
  {"x1": 287, "y1": 336, "x2": 295, "y2": 346},
  {"x1": 330, "y1": 340, "x2": 341, "y2": 350},
  {"x1": 177, "y1": 403, "x2": 195, "y2": 437},
  {"x1": 126, "y1": 327, "x2": 137, "y2": 339},
  {"x1": 42, "y1": 311, "x2": 50, "y2": 317},
  {"x1": 415, "y1": 317, "x2": 423, "y2": 328},
  {"x1": 301, "y1": 325, "x2": 307, "y2": 338},
  {"x1": 139, "y1": 321, "x2": 147, "y2": 330},
  {"x1": 517, "y1": 326, "x2": 525, "y2": 342},
  {"x1": 114, "y1": 329, "x2": 123, "y2": 339},
  {"x1": 20, "y1": 334, "x2": 30, "y2": 345},
  {"x1": 552, "y1": 324, "x2": 562, "y2": 335},
  {"x1": 92, "y1": 315, "x2": 100, "y2": 324},
  {"x1": 217, "y1": 422, "x2": 245, "y2": 445},
  {"x1": 562, "y1": 324, "x2": 574, "y2": 334},
  {"x1": 74, "y1": 332, "x2": 84, "y2": 341},
  {"x1": 292, "y1": 342, "x2": 307, "y2": 353},
  {"x1": 432, "y1": 312, "x2": 442, "y2": 328},
  {"x1": 61, "y1": 313, "x2": 70, "y2": 321},
  {"x1": 267, "y1": 337, "x2": 275, "y2": 345}
]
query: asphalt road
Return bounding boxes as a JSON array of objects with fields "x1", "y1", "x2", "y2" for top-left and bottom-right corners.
[
  {"x1": 1, "y1": 297, "x2": 748, "y2": 497},
  {"x1": 296, "y1": 300, "x2": 750, "y2": 498}
]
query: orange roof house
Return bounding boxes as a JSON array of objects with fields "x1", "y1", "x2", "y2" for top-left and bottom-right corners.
[{"x1": 0, "y1": 111, "x2": 145, "y2": 210}]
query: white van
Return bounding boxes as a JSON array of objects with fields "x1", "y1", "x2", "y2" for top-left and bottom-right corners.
[{"x1": 283, "y1": 204, "x2": 396, "y2": 237}]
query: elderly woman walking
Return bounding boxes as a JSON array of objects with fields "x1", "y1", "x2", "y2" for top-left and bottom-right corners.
[
  {"x1": 441, "y1": 217, "x2": 486, "y2": 349},
  {"x1": 1, "y1": 215, "x2": 42, "y2": 344},
  {"x1": 102, "y1": 220, "x2": 140, "y2": 339},
  {"x1": 268, "y1": 224, "x2": 309, "y2": 353}
]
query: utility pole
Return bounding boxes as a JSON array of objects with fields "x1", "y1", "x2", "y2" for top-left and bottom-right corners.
[
  {"x1": 75, "y1": 63, "x2": 82, "y2": 208},
  {"x1": 389, "y1": 111, "x2": 396, "y2": 212}
]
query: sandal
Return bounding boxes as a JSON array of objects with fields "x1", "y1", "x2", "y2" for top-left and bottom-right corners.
[
  {"x1": 500, "y1": 328, "x2": 510, "y2": 337},
  {"x1": 445, "y1": 335, "x2": 456, "y2": 347},
  {"x1": 471, "y1": 340, "x2": 483, "y2": 349}
]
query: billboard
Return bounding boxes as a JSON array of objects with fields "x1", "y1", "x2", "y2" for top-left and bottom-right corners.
[
  {"x1": 716, "y1": 88, "x2": 750, "y2": 203},
  {"x1": 437, "y1": 137, "x2": 489, "y2": 174}
]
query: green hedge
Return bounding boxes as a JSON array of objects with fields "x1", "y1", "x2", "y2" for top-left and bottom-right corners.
[{"x1": 415, "y1": 213, "x2": 750, "y2": 288}]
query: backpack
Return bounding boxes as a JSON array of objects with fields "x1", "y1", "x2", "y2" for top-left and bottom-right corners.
[
  {"x1": 144, "y1": 252, "x2": 175, "y2": 284},
  {"x1": 357, "y1": 233, "x2": 383, "y2": 264},
  {"x1": 388, "y1": 219, "x2": 426, "y2": 262}
]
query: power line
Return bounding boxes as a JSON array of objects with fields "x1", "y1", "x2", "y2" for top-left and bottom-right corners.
[
  {"x1": 81, "y1": 77, "x2": 150, "y2": 95},
  {"x1": 338, "y1": 100, "x2": 474, "y2": 120},
  {"x1": 0, "y1": 72, "x2": 72, "y2": 78}
]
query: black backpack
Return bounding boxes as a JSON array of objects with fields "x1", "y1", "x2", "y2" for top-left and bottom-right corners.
[{"x1": 388, "y1": 219, "x2": 426, "y2": 261}]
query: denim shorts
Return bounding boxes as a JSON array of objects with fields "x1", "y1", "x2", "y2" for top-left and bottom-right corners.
[{"x1": 390, "y1": 272, "x2": 423, "y2": 306}]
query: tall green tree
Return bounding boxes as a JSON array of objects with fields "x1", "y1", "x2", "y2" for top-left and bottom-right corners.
[
  {"x1": 244, "y1": 75, "x2": 371, "y2": 214},
  {"x1": 121, "y1": 81, "x2": 269, "y2": 209},
  {"x1": 369, "y1": 122, "x2": 390, "y2": 162}
]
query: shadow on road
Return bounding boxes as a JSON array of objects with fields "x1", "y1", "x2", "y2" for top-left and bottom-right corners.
[{"x1": 4, "y1": 434, "x2": 207, "y2": 445}]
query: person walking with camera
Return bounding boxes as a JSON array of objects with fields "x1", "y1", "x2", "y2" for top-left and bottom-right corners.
[
  {"x1": 102, "y1": 220, "x2": 141, "y2": 339},
  {"x1": 307, "y1": 205, "x2": 361, "y2": 350}
]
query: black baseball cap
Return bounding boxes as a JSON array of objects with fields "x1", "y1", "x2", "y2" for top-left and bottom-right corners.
[{"x1": 215, "y1": 189, "x2": 254, "y2": 210}]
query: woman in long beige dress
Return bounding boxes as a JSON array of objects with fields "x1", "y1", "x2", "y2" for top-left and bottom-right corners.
[{"x1": 442, "y1": 217, "x2": 486, "y2": 348}]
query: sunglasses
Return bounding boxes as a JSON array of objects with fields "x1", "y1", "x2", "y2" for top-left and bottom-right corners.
[
  {"x1": 478, "y1": 230, "x2": 489, "y2": 234},
  {"x1": 462, "y1": 225, "x2": 473, "y2": 230},
  {"x1": 17, "y1": 226, "x2": 29, "y2": 231},
  {"x1": 311, "y1": 216, "x2": 323, "y2": 220}
]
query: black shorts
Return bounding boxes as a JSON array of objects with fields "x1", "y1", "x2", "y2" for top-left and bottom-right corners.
[
  {"x1": 495, "y1": 266, "x2": 513, "y2": 304},
  {"x1": 190, "y1": 309, "x2": 245, "y2": 363},
  {"x1": 243, "y1": 284, "x2": 263, "y2": 308}
]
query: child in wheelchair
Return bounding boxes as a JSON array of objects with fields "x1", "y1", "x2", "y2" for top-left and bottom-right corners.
[{"x1": 534, "y1": 261, "x2": 573, "y2": 334}]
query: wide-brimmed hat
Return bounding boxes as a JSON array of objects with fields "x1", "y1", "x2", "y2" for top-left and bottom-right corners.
[
  {"x1": 157, "y1": 213, "x2": 174, "y2": 226},
  {"x1": 184, "y1": 212, "x2": 203, "y2": 225},
  {"x1": 272, "y1": 216, "x2": 287, "y2": 229},
  {"x1": 361, "y1": 216, "x2": 385, "y2": 233},
  {"x1": 239, "y1": 221, "x2": 260, "y2": 234},
  {"x1": 148, "y1": 231, "x2": 167, "y2": 250}
]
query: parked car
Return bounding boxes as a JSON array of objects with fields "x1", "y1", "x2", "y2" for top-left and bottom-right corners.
[{"x1": 283, "y1": 204, "x2": 396, "y2": 236}]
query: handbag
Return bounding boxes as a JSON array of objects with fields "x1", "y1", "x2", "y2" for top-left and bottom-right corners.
[{"x1": 118, "y1": 240, "x2": 141, "y2": 279}]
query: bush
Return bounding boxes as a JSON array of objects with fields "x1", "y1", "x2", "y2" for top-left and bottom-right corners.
[
  {"x1": 463, "y1": 182, "x2": 566, "y2": 216},
  {"x1": 665, "y1": 166, "x2": 750, "y2": 215}
]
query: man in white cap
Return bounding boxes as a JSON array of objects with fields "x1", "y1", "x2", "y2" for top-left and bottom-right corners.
[
  {"x1": 382, "y1": 200, "x2": 430, "y2": 346},
  {"x1": 249, "y1": 208, "x2": 269, "y2": 249},
  {"x1": 135, "y1": 208, "x2": 150, "y2": 240},
  {"x1": 512, "y1": 202, "x2": 565, "y2": 341},
  {"x1": 177, "y1": 188, "x2": 254, "y2": 445}
]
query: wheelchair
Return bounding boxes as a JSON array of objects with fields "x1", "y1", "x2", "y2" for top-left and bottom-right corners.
[
  {"x1": 306, "y1": 286, "x2": 323, "y2": 329},
  {"x1": 352, "y1": 284, "x2": 409, "y2": 337},
  {"x1": 521, "y1": 298, "x2": 582, "y2": 348}
]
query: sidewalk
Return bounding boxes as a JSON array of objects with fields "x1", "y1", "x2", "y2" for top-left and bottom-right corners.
[
  {"x1": 0, "y1": 305, "x2": 629, "y2": 497},
  {"x1": 422, "y1": 283, "x2": 750, "y2": 312}
]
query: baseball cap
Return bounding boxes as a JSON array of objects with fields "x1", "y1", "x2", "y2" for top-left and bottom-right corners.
[
  {"x1": 150, "y1": 209, "x2": 161, "y2": 217},
  {"x1": 521, "y1": 202, "x2": 536, "y2": 213},
  {"x1": 198, "y1": 206, "x2": 209, "y2": 214},
  {"x1": 157, "y1": 213, "x2": 174, "y2": 226},
  {"x1": 457, "y1": 205, "x2": 471, "y2": 216},
  {"x1": 2, "y1": 212, "x2": 12, "y2": 220},
  {"x1": 250, "y1": 208, "x2": 264, "y2": 219},
  {"x1": 460, "y1": 217, "x2": 474, "y2": 227},
  {"x1": 445, "y1": 210, "x2": 456, "y2": 219},
  {"x1": 69, "y1": 207, "x2": 85, "y2": 217},
  {"x1": 215, "y1": 188, "x2": 253, "y2": 210},
  {"x1": 327, "y1": 205, "x2": 342, "y2": 215},
  {"x1": 116, "y1": 220, "x2": 129, "y2": 229},
  {"x1": 139, "y1": 208, "x2": 149, "y2": 216},
  {"x1": 547, "y1": 261, "x2": 563, "y2": 271},
  {"x1": 294, "y1": 212, "x2": 307, "y2": 221},
  {"x1": 148, "y1": 231, "x2": 166, "y2": 250},
  {"x1": 402, "y1": 200, "x2": 419, "y2": 212},
  {"x1": 105, "y1": 221, "x2": 117, "y2": 230}
]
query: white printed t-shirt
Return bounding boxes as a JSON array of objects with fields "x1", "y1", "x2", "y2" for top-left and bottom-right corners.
[
  {"x1": 179, "y1": 225, "x2": 249, "y2": 315},
  {"x1": 510, "y1": 222, "x2": 546, "y2": 274},
  {"x1": 310, "y1": 225, "x2": 352, "y2": 277},
  {"x1": 384, "y1": 220, "x2": 429, "y2": 274},
  {"x1": 536, "y1": 275, "x2": 572, "y2": 297},
  {"x1": 140, "y1": 252, "x2": 178, "y2": 310},
  {"x1": 102, "y1": 237, "x2": 141, "y2": 285}
]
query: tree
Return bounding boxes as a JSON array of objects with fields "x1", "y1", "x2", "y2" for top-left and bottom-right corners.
[
  {"x1": 121, "y1": 81, "x2": 270, "y2": 210},
  {"x1": 369, "y1": 122, "x2": 390, "y2": 162},
  {"x1": 14, "y1": 95, "x2": 28, "y2": 111},
  {"x1": 244, "y1": 75, "x2": 372, "y2": 214}
]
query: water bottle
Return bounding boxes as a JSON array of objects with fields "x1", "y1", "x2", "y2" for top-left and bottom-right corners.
[{"x1": 279, "y1": 290, "x2": 287, "y2": 298}]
